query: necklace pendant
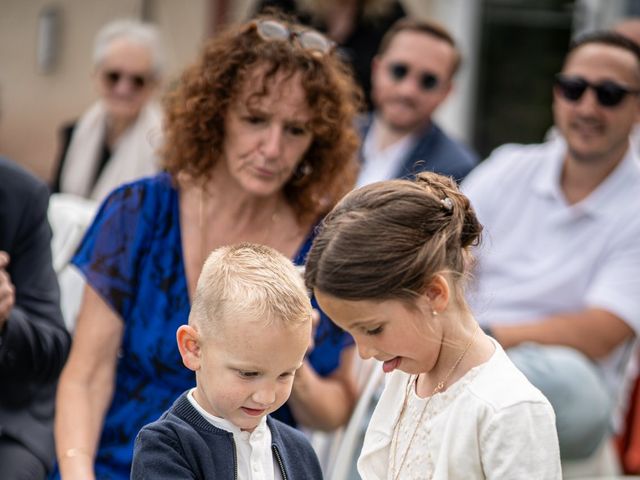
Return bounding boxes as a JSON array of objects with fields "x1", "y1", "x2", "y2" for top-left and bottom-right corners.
[{"x1": 436, "y1": 381, "x2": 445, "y2": 391}]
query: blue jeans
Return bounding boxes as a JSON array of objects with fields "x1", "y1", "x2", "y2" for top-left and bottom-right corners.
[{"x1": 508, "y1": 343, "x2": 612, "y2": 460}]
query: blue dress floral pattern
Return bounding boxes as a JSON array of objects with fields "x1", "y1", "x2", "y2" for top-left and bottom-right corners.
[{"x1": 53, "y1": 173, "x2": 351, "y2": 479}]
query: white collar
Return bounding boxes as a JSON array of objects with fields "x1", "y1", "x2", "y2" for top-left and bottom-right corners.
[
  {"x1": 186, "y1": 388, "x2": 268, "y2": 440},
  {"x1": 531, "y1": 137, "x2": 640, "y2": 218},
  {"x1": 364, "y1": 116, "x2": 417, "y2": 157}
]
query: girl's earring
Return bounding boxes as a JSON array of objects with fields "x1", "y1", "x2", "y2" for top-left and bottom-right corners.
[{"x1": 432, "y1": 309, "x2": 438, "y2": 317}]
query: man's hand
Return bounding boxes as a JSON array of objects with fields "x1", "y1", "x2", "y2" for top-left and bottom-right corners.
[{"x1": 0, "y1": 251, "x2": 15, "y2": 328}]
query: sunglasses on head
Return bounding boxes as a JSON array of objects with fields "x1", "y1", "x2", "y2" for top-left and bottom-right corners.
[
  {"x1": 102, "y1": 70, "x2": 150, "y2": 91},
  {"x1": 252, "y1": 19, "x2": 335, "y2": 55},
  {"x1": 554, "y1": 73, "x2": 640, "y2": 107},
  {"x1": 387, "y1": 62, "x2": 440, "y2": 91}
]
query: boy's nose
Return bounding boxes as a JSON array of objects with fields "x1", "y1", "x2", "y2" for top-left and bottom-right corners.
[{"x1": 252, "y1": 386, "x2": 277, "y2": 406}]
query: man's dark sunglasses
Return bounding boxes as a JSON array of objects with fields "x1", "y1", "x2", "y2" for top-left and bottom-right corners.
[
  {"x1": 388, "y1": 63, "x2": 439, "y2": 91},
  {"x1": 554, "y1": 73, "x2": 640, "y2": 107},
  {"x1": 103, "y1": 70, "x2": 149, "y2": 91}
]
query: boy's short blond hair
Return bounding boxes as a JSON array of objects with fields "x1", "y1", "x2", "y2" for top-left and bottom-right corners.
[{"x1": 189, "y1": 243, "x2": 311, "y2": 337}]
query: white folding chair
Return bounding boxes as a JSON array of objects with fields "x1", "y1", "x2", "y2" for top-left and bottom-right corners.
[
  {"x1": 306, "y1": 357, "x2": 384, "y2": 479},
  {"x1": 48, "y1": 193, "x2": 97, "y2": 331},
  {"x1": 329, "y1": 361, "x2": 384, "y2": 479}
]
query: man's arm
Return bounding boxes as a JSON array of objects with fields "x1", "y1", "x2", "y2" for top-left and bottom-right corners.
[
  {"x1": 491, "y1": 308, "x2": 634, "y2": 360},
  {"x1": 0, "y1": 180, "x2": 70, "y2": 383},
  {"x1": 287, "y1": 346, "x2": 357, "y2": 430}
]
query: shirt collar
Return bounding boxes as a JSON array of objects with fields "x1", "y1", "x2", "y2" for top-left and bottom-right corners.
[
  {"x1": 186, "y1": 388, "x2": 268, "y2": 439},
  {"x1": 364, "y1": 116, "x2": 418, "y2": 158},
  {"x1": 581, "y1": 146, "x2": 640, "y2": 217},
  {"x1": 531, "y1": 136, "x2": 566, "y2": 200},
  {"x1": 531, "y1": 136, "x2": 640, "y2": 217}
]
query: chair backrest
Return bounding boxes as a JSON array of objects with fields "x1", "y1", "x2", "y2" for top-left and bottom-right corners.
[
  {"x1": 48, "y1": 193, "x2": 97, "y2": 272},
  {"x1": 306, "y1": 357, "x2": 385, "y2": 479},
  {"x1": 329, "y1": 361, "x2": 384, "y2": 479}
]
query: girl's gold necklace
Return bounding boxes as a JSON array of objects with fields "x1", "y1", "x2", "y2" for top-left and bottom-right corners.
[{"x1": 389, "y1": 324, "x2": 479, "y2": 479}]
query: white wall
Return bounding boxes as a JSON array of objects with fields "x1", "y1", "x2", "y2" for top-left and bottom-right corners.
[{"x1": 0, "y1": 0, "x2": 206, "y2": 180}]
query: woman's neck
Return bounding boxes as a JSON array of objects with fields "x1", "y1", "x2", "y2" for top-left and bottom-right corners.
[
  {"x1": 179, "y1": 170, "x2": 305, "y2": 261},
  {"x1": 200, "y1": 174, "x2": 287, "y2": 228},
  {"x1": 178, "y1": 173, "x2": 301, "y2": 301}
]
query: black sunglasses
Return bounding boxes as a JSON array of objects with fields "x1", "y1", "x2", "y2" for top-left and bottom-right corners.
[
  {"x1": 554, "y1": 74, "x2": 640, "y2": 107},
  {"x1": 252, "y1": 19, "x2": 335, "y2": 55},
  {"x1": 388, "y1": 63, "x2": 439, "y2": 91},
  {"x1": 103, "y1": 70, "x2": 149, "y2": 91}
]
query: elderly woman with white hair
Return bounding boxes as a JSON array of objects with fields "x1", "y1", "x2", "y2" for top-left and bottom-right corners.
[{"x1": 51, "y1": 19, "x2": 164, "y2": 202}]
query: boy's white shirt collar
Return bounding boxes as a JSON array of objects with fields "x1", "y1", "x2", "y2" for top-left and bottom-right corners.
[
  {"x1": 187, "y1": 388, "x2": 267, "y2": 436},
  {"x1": 187, "y1": 388, "x2": 282, "y2": 480}
]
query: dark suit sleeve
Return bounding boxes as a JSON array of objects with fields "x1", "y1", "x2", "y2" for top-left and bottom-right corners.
[{"x1": 0, "y1": 179, "x2": 70, "y2": 383}]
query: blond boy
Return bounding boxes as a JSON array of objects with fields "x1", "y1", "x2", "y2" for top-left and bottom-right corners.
[{"x1": 131, "y1": 243, "x2": 322, "y2": 479}]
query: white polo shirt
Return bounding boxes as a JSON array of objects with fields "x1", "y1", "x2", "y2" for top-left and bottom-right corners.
[{"x1": 462, "y1": 137, "x2": 640, "y2": 402}]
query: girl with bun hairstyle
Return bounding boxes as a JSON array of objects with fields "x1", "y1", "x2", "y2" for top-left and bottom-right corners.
[{"x1": 305, "y1": 172, "x2": 562, "y2": 479}]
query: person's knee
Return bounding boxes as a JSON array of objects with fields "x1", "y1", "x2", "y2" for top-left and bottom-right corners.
[
  {"x1": 555, "y1": 385, "x2": 610, "y2": 459},
  {"x1": 508, "y1": 343, "x2": 611, "y2": 459},
  {"x1": 0, "y1": 437, "x2": 47, "y2": 480}
]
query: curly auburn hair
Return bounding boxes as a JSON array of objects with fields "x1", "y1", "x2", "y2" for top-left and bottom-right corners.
[{"x1": 161, "y1": 15, "x2": 363, "y2": 224}]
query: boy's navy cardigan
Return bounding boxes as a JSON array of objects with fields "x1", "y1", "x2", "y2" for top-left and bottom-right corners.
[{"x1": 131, "y1": 391, "x2": 323, "y2": 479}]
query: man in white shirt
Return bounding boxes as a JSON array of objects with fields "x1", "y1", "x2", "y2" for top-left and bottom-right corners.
[
  {"x1": 357, "y1": 17, "x2": 477, "y2": 187},
  {"x1": 463, "y1": 31, "x2": 640, "y2": 460}
]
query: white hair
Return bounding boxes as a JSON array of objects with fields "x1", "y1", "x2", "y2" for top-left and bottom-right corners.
[{"x1": 93, "y1": 19, "x2": 165, "y2": 77}]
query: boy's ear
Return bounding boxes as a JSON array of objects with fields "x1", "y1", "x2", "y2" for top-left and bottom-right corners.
[
  {"x1": 177, "y1": 325, "x2": 202, "y2": 372},
  {"x1": 423, "y1": 274, "x2": 450, "y2": 313}
]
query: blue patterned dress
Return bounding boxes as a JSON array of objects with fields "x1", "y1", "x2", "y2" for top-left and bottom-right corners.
[{"x1": 52, "y1": 173, "x2": 351, "y2": 479}]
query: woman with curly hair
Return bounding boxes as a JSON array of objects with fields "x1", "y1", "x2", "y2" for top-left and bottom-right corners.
[{"x1": 53, "y1": 15, "x2": 362, "y2": 480}]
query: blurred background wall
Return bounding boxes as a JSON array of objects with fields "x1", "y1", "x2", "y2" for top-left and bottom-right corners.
[
  {"x1": 0, "y1": 0, "x2": 638, "y2": 181},
  {"x1": 0, "y1": 0, "x2": 207, "y2": 179}
]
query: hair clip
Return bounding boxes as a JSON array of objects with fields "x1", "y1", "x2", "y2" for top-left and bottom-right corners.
[{"x1": 440, "y1": 197, "x2": 453, "y2": 212}]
